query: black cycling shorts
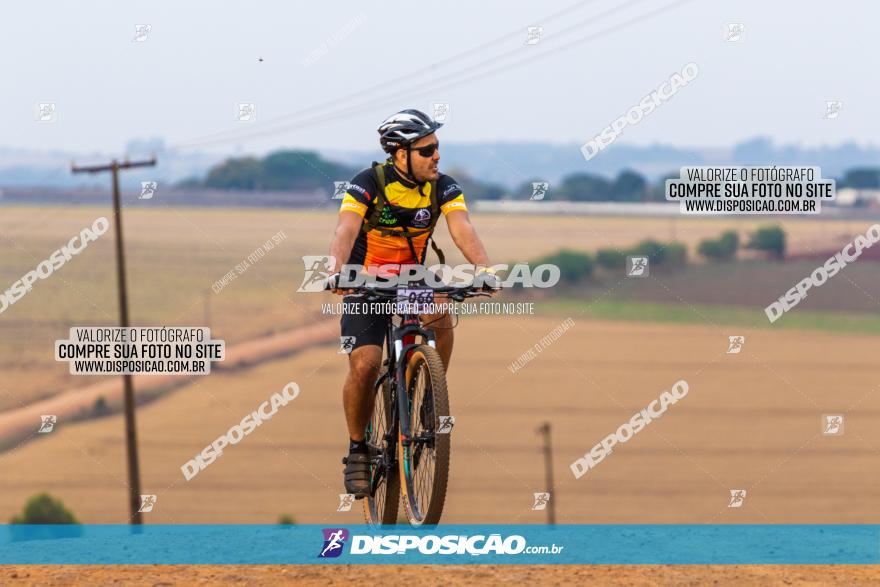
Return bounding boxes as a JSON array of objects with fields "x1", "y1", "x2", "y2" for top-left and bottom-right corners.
[
  {"x1": 339, "y1": 295, "x2": 393, "y2": 350},
  {"x1": 339, "y1": 293, "x2": 453, "y2": 351}
]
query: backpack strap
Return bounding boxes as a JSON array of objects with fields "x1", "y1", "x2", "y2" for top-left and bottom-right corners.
[
  {"x1": 428, "y1": 237, "x2": 445, "y2": 265},
  {"x1": 362, "y1": 161, "x2": 388, "y2": 235},
  {"x1": 361, "y1": 162, "x2": 446, "y2": 264},
  {"x1": 421, "y1": 179, "x2": 445, "y2": 264}
]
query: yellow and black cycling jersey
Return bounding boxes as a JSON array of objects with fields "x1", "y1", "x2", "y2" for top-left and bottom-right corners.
[{"x1": 339, "y1": 162, "x2": 467, "y2": 269}]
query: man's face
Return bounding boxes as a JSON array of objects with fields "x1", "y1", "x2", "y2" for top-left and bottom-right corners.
[{"x1": 395, "y1": 133, "x2": 440, "y2": 182}]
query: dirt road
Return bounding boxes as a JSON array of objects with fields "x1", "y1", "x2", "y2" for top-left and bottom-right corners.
[
  {"x1": 3, "y1": 564, "x2": 880, "y2": 585},
  {"x1": 0, "y1": 319, "x2": 338, "y2": 451}
]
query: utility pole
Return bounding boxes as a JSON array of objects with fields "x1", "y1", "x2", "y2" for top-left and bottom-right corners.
[
  {"x1": 536, "y1": 422, "x2": 556, "y2": 525},
  {"x1": 72, "y1": 157, "x2": 156, "y2": 525}
]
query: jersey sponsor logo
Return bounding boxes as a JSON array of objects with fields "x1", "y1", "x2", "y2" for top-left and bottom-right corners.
[
  {"x1": 378, "y1": 205, "x2": 397, "y2": 225},
  {"x1": 412, "y1": 208, "x2": 431, "y2": 228},
  {"x1": 347, "y1": 183, "x2": 369, "y2": 199},
  {"x1": 443, "y1": 183, "x2": 461, "y2": 196},
  {"x1": 340, "y1": 200, "x2": 367, "y2": 214},
  {"x1": 443, "y1": 200, "x2": 466, "y2": 210}
]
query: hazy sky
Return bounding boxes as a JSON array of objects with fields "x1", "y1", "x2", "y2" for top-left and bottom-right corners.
[{"x1": 2, "y1": 0, "x2": 878, "y2": 156}]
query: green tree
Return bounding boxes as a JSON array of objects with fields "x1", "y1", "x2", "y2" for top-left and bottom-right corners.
[
  {"x1": 203, "y1": 150, "x2": 356, "y2": 191},
  {"x1": 719, "y1": 230, "x2": 739, "y2": 256},
  {"x1": 647, "y1": 171, "x2": 680, "y2": 202},
  {"x1": 631, "y1": 239, "x2": 666, "y2": 265},
  {"x1": 663, "y1": 242, "x2": 688, "y2": 268},
  {"x1": 746, "y1": 225, "x2": 786, "y2": 259},
  {"x1": 698, "y1": 230, "x2": 739, "y2": 261},
  {"x1": 841, "y1": 168, "x2": 880, "y2": 189},
  {"x1": 596, "y1": 247, "x2": 628, "y2": 271},
  {"x1": 533, "y1": 249, "x2": 594, "y2": 283},
  {"x1": 11, "y1": 493, "x2": 79, "y2": 524},
  {"x1": 559, "y1": 173, "x2": 612, "y2": 201},
  {"x1": 261, "y1": 150, "x2": 353, "y2": 190},
  {"x1": 204, "y1": 157, "x2": 263, "y2": 189},
  {"x1": 698, "y1": 239, "x2": 725, "y2": 260},
  {"x1": 612, "y1": 169, "x2": 648, "y2": 201}
]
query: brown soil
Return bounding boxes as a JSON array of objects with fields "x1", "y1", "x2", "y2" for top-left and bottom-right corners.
[{"x1": 3, "y1": 564, "x2": 880, "y2": 586}]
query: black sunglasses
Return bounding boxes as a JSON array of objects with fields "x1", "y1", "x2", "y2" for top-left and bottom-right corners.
[{"x1": 412, "y1": 142, "x2": 439, "y2": 157}]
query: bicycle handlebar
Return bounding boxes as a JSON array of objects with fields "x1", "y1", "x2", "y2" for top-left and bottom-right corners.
[{"x1": 330, "y1": 282, "x2": 491, "y2": 303}]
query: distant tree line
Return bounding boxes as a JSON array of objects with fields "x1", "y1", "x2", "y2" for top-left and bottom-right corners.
[
  {"x1": 837, "y1": 168, "x2": 880, "y2": 189},
  {"x1": 186, "y1": 150, "x2": 880, "y2": 202},
  {"x1": 526, "y1": 224, "x2": 787, "y2": 285},
  {"x1": 181, "y1": 151, "x2": 357, "y2": 191}
]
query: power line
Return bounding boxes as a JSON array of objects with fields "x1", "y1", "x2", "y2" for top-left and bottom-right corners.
[
  {"x1": 175, "y1": 0, "x2": 694, "y2": 150},
  {"x1": 173, "y1": 0, "x2": 605, "y2": 149}
]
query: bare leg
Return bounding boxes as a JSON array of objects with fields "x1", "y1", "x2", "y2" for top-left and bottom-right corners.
[{"x1": 343, "y1": 345, "x2": 382, "y2": 441}]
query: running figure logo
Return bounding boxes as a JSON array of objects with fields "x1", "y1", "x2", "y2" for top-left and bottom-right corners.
[
  {"x1": 140, "y1": 181, "x2": 158, "y2": 200},
  {"x1": 298, "y1": 255, "x2": 336, "y2": 292},
  {"x1": 822, "y1": 414, "x2": 844, "y2": 436},
  {"x1": 237, "y1": 103, "x2": 256, "y2": 122},
  {"x1": 332, "y1": 181, "x2": 350, "y2": 200},
  {"x1": 337, "y1": 494, "x2": 355, "y2": 512},
  {"x1": 627, "y1": 256, "x2": 649, "y2": 277},
  {"x1": 138, "y1": 494, "x2": 157, "y2": 513},
  {"x1": 432, "y1": 103, "x2": 450, "y2": 123},
  {"x1": 531, "y1": 182, "x2": 549, "y2": 201},
  {"x1": 132, "y1": 24, "x2": 152, "y2": 42},
  {"x1": 318, "y1": 528, "x2": 349, "y2": 558},
  {"x1": 532, "y1": 492, "x2": 550, "y2": 511},
  {"x1": 437, "y1": 415, "x2": 455, "y2": 434},
  {"x1": 728, "y1": 489, "x2": 747, "y2": 508},
  {"x1": 824, "y1": 101, "x2": 842, "y2": 120},
  {"x1": 727, "y1": 336, "x2": 745, "y2": 354},
  {"x1": 339, "y1": 336, "x2": 356, "y2": 354},
  {"x1": 37, "y1": 103, "x2": 56, "y2": 122},
  {"x1": 38, "y1": 415, "x2": 57, "y2": 433},
  {"x1": 726, "y1": 23, "x2": 744, "y2": 42},
  {"x1": 525, "y1": 26, "x2": 543, "y2": 45}
]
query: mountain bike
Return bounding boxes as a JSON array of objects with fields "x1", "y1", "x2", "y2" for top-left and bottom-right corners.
[{"x1": 350, "y1": 282, "x2": 488, "y2": 526}]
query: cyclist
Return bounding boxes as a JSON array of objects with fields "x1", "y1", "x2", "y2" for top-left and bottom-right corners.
[{"x1": 326, "y1": 108, "x2": 499, "y2": 497}]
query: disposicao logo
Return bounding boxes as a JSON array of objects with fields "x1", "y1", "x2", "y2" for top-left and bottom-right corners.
[
  {"x1": 318, "y1": 528, "x2": 349, "y2": 558},
  {"x1": 315, "y1": 529, "x2": 564, "y2": 557}
]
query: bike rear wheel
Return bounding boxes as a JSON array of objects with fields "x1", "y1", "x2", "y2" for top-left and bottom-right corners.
[
  {"x1": 363, "y1": 374, "x2": 400, "y2": 526},
  {"x1": 398, "y1": 345, "x2": 450, "y2": 526}
]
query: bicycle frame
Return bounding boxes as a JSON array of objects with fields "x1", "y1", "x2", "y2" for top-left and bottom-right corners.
[
  {"x1": 393, "y1": 311, "x2": 437, "y2": 446},
  {"x1": 350, "y1": 282, "x2": 489, "y2": 508},
  {"x1": 371, "y1": 306, "x2": 437, "y2": 496}
]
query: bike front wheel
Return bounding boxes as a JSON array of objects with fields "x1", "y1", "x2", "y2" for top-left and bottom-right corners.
[
  {"x1": 363, "y1": 374, "x2": 400, "y2": 526},
  {"x1": 398, "y1": 345, "x2": 450, "y2": 526}
]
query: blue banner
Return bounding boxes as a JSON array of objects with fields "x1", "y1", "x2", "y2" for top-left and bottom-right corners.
[{"x1": 1, "y1": 524, "x2": 878, "y2": 564}]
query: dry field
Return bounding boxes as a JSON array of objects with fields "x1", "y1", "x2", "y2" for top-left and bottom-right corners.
[
  {"x1": 1, "y1": 314, "x2": 877, "y2": 525},
  {"x1": 0, "y1": 205, "x2": 865, "y2": 409}
]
